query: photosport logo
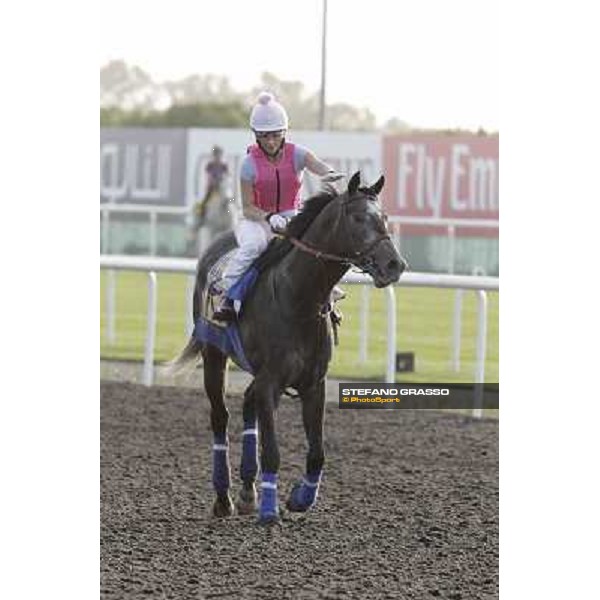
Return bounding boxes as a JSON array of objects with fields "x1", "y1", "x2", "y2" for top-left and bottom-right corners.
[{"x1": 338, "y1": 383, "x2": 499, "y2": 410}]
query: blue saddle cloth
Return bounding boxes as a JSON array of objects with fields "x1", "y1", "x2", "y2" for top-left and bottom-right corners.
[
  {"x1": 192, "y1": 263, "x2": 260, "y2": 374},
  {"x1": 193, "y1": 318, "x2": 254, "y2": 373}
]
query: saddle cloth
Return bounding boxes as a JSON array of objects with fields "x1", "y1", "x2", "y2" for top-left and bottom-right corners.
[{"x1": 192, "y1": 250, "x2": 258, "y2": 374}]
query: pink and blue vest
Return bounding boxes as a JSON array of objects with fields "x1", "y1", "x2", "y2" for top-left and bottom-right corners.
[{"x1": 248, "y1": 143, "x2": 302, "y2": 214}]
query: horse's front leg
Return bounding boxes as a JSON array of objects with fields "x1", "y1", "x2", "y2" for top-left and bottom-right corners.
[
  {"x1": 287, "y1": 378, "x2": 326, "y2": 512},
  {"x1": 254, "y1": 374, "x2": 281, "y2": 524}
]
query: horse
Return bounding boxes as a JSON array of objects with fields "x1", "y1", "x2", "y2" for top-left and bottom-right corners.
[{"x1": 173, "y1": 171, "x2": 407, "y2": 523}]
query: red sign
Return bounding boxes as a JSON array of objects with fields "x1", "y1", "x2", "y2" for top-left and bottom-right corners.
[{"x1": 382, "y1": 134, "x2": 498, "y2": 237}]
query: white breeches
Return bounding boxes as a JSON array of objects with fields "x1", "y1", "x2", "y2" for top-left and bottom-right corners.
[{"x1": 220, "y1": 218, "x2": 274, "y2": 290}]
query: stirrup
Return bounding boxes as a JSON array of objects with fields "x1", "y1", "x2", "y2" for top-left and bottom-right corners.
[
  {"x1": 331, "y1": 307, "x2": 343, "y2": 327},
  {"x1": 213, "y1": 299, "x2": 236, "y2": 322},
  {"x1": 330, "y1": 308, "x2": 342, "y2": 346}
]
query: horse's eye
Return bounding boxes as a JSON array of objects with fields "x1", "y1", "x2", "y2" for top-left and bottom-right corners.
[{"x1": 352, "y1": 213, "x2": 367, "y2": 223}]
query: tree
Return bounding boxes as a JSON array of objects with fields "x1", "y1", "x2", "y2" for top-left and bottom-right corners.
[
  {"x1": 382, "y1": 117, "x2": 410, "y2": 133},
  {"x1": 100, "y1": 60, "x2": 401, "y2": 131},
  {"x1": 100, "y1": 60, "x2": 169, "y2": 111}
]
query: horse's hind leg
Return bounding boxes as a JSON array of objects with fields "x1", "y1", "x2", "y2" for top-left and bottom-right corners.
[
  {"x1": 203, "y1": 344, "x2": 234, "y2": 517},
  {"x1": 287, "y1": 378, "x2": 326, "y2": 512},
  {"x1": 251, "y1": 372, "x2": 281, "y2": 523},
  {"x1": 236, "y1": 381, "x2": 259, "y2": 515}
]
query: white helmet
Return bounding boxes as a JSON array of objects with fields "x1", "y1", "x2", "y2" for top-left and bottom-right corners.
[{"x1": 250, "y1": 92, "x2": 289, "y2": 132}]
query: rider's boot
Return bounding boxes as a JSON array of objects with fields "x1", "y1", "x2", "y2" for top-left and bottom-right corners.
[{"x1": 332, "y1": 285, "x2": 346, "y2": 302}]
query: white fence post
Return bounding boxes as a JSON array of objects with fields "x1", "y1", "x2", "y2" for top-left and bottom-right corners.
[
  {"x1": 149, "y1": 211, "x2": 157, "y2": 256},
  {"x1": 106, "y1": 270, "x2": 116, "y2": 344},
  {"x1": 448, "y1": 224, "x2": 456, "y2": 274},
  {"x1": 198, "y1": 227, "x2": 210, "y2": 257},
  {"x1": 186, "y1": 275, "x2": 195, "y2": 336},
  {"x1": 473, "y1": 290, "x2": 488, "y2": 418},
  {"x1": 452, "y1": 289, "x2": 463, "y2": 372},
  {"x1": 101, "y1": 207, "x2": 110, "y2": 254},
  {"x1": 393, "y1": 223, "x2": 401, "y2": 252},
  {"x1": 385, "y1": 286, "x2": 397, "y2": 383},
  {"x1": 143, "y1": 272, "x2": 158, "y2": 386},
  {"x1": 358, "y1": 285, "x2": 370, "y2": 363}
]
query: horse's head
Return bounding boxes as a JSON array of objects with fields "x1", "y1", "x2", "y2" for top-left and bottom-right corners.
[{"x1": 329, "y1": 171, "x2": 407, "y2": 287}]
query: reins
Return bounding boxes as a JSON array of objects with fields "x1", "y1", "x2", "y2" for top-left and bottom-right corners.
[{"x1": 285, "y1": 233, "x2": 391, "y2": 268}]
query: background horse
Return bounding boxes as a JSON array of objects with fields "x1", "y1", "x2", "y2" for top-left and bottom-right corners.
[
  {"x1": 174, "y1": 171, "x2": 406, "y2": 523},
  {"x1": 190, "y1": 181, "x2": 240, "y2": 256}
]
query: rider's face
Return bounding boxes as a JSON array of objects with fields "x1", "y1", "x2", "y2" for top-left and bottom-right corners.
[{"x1": 255, "y1": 130, "x2": 285, "y2": 155}]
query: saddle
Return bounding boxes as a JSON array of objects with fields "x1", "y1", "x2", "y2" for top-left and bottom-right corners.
[{"x1": 203, "y1": 249, "x2": 237, "y2": 326}]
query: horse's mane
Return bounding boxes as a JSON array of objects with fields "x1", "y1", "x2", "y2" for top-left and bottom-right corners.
[{"x1": 254, "y1": 186, "x2": 340, "y2": 272}]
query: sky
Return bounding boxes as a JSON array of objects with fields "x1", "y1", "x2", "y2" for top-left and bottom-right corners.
[{"x1": 99, "y1": 0, "x2": 498, "y2": 131}]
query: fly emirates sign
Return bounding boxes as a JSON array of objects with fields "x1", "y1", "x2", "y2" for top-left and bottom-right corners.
[{"x1": 382, "y1": 135, "x2": 499, "y2": 233}]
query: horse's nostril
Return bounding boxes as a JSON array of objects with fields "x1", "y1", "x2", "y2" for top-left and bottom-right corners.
[{"x1": 387, "y1": 259, "x2": 400, "y2": 272}]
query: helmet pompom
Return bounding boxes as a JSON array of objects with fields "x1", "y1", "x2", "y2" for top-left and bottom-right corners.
[{"x1": 257, "y1": 91, "x2": 273, "y2": 105}]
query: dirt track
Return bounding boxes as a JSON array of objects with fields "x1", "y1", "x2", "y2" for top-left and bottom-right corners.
[{"x1": 101, "y1": 381, "x2": 498, "y2": 599}]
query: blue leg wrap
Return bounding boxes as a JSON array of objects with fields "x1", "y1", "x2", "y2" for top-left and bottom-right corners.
[
  {"x1": 212, "y1": 433, "x2": 230, "y2": 495},
  {"x1": 240, "y1": 419, "x2": 258, "y2": 483},
  {"x1": 290, "y1": 471, "x2": 322, "y2": 510},
  {"x1": 260, "y1": 472, "x2": 279, "y2": 520}
]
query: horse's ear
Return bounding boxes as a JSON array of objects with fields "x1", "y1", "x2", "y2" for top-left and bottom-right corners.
[
  {"x1": 368, "y1": 175, "x2": 385, "y2": 197},
  {"x1": 348, "y1": 171, "x2": 361, "y2": 195}
]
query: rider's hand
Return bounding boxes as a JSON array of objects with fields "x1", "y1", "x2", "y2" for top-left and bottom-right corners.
[
  {"x1": 268, "y1": 213, "x2": 288, "y2": 232},
  {"x1": 321, "y1": 171, "x2": 346, "y2": 184}
]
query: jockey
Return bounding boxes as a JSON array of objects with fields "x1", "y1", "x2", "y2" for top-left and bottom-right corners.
[
  {"x1": 213, "y1": 91, "x2": 345, "y2": 322},
  {"x1": 196, "y1": 145, "x2": 229, "y2": 221},
  {"x1": 204, "y1": 145, "x2": 229, "y2": 194}
]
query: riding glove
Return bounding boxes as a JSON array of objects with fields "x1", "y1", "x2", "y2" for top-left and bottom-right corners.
[
  {"x1": 268, "y1": 213, "x2": 288, "y2": 231},
  {"x1": 321, "y1": 171, "x2": 346, "y2": 184}
]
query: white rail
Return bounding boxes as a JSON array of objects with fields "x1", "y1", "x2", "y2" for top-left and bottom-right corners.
[
  {"x1": 100, "y1": 255, "x2": 499, "y2": 416},
  {"x1": 100, "y1": 203, "x2": 190, "y2": 215}
]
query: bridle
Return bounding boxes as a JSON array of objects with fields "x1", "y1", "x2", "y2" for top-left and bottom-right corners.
[{"x1": 283, "y1": 194, "x2": 391, "y2": 273}]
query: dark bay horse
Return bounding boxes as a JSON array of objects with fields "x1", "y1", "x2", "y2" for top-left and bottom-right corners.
[{"x1": 173, "y1": 171, "x2": 406, "y2": 523}]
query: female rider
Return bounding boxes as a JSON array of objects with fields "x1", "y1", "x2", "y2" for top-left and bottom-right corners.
[{"x1": 213, "y1": 92, "x2": 344, "y2": 321}]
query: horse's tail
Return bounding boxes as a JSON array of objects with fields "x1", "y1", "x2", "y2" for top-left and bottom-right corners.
[
  {"x1": 164, "y1": 336, "x2": 203, "y2": 375},
  {"x1": 165, "y1": 230, "x2": 238, "y2": 377}
]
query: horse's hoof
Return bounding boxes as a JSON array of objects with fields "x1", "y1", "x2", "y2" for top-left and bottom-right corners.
[
  {"x1": 236, "y1": 487, "x2": 257, "y2": 515},
  {"x1": 286, "y1": 482, "x2": 314, "y2": 513},
  {"x1": 258, "y1": 511, "x2": 280, "y2": 525},
  {"x1": 286, "y1": 499, "x2": 309, "y2": 512},
  {"x1": 212, "y1": 495, "x2": 234, "y2": 518}
]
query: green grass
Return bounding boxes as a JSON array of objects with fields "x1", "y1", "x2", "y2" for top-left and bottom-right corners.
[{"x1": 100, "y1": 271, "x2": 498, "y2": 384}]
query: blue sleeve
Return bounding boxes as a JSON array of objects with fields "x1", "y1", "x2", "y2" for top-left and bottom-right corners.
[
  {"x1": 294, "y1": 145, "x2": 309, "y2": 173},
  {"x1": 240, "y1": 155, "x2": 256, "y2": 183}
]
